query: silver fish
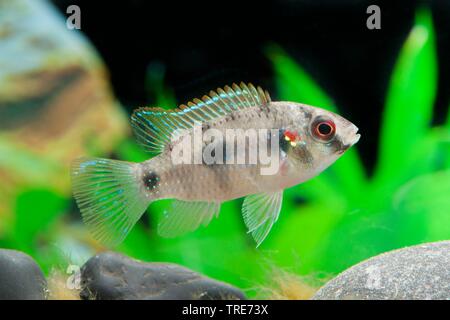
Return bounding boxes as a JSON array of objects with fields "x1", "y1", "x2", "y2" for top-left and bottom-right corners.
[{"x1": 71, "y1": 83, "x2": 360, "y2": 246}]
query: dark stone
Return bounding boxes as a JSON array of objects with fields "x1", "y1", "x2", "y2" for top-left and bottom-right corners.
[
  {"x1": 313, "y1": 241, "x2": 450, "y2": 300},
  {"x1": 80, "y1": 252, "x2": 246, "y2": 300},
  {"x1": 0, "y1": 249, "x2": 47, "y2": 300}
]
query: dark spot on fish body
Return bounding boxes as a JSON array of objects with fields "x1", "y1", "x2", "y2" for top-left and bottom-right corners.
[
  {"x1": 202, "y1": 162, "x2": 232, "y2": 194},
  {"x1": 201, "y1": 123, "x2": 210, "y2": 132},
  {"x1": 201, "y1": 139, "x2": 228, "y2": 166},
  {"x1": 199, "y1": 138, "x2": 236, "y2": 193},
  {"x1": 293, "y1": 144, "x2": 314, "y2": 165},
  {"x1": 330, "y1": 135, "x2": 349, "y2": 154},
  {"x1": 300, "y1": 107, "x2": 312, "y2": 121},
  {"x1": 143, "y1": 171, "x2": 160, "y2": 191},
  {"x1": 277, "y1": 129, "x2": 290, "y2": 154},
  {"x1": 257, "y1": 104, "x2": 270, "y2": 118},
  {"x1": 264, "y1": 104, "x2": 271, "y2": 113}
]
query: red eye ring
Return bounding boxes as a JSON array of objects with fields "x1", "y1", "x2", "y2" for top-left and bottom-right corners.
[{"x1": 312, "y1": 120, "x2": 336, "y2": 141}]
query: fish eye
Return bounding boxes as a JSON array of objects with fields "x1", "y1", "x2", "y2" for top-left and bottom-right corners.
[{"x1": 311, "y1": 119, "x2": 336, "y2": 141}]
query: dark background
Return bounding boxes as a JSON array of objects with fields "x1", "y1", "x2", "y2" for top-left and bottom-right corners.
[{"x1": 51, "y1": 0, "x2": 450, "y2": 174}]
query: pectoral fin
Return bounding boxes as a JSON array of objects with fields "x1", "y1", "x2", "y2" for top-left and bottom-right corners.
[
  {"x1": 242, "y1": 191, "x2": 283, "y2": 247},
  {"x1": 158, "y1": 200, "x2": 221, "y2": 237}
]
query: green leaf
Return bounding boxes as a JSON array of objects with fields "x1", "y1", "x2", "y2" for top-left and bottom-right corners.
[
  {"x1": 266, "y1": 44, "x2": 335, "y2": 109},
  {"x1": 119, "y1": 223, "x2": 154, "y2": 261},
  {"x1": 115, "y1": 138, "x2": 150, "y2": 162},
  {"x1": 374, "y1": 7, "x2": 437, "y2": 189},
  {"x1": 146, "y1": 61, "x2": 177, "y2": 109},
  {"x1": 14, "y1": 188, "x2": 68, "y2": 251},
  {"x1": 138, "y1": 199, "x2": 264, "y2": 291},
  {"x1": 314, "y1": 208, "x2": 399, "y2": 274},
  {"x1": 444, "y1": 105, "x2": 450, "y2": 169},
  {"x1": 0, "y1": 137, "x2": 61, "y2": 184},
  {"x1": 265, "y1": 44, "x2": 366, "y2": 203},
  {"x1": 404, "y1": 127, "x2": 450, "y2": 174},
  {"x1": 392, "y1": 170, "x2": 450, "y2": 244},
  {"x1": 264, "y1": 202, "x2": 346, "y2": 275}
]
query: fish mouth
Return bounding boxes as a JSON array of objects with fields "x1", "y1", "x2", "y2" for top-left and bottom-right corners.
[
  {"x1": 353, "y1": 133, "x2": 361, "y2": 145},
  {"x1": 338, "y1": 128, "x2": 360, "y2": 154},
  {"x1": 351, "y1": 126, "x2": 360, "y2": 145}
]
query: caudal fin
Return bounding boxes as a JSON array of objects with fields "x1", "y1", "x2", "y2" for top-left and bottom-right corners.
[{"x1": 71, "y1": 157, "x2": 149, "y2": 246}]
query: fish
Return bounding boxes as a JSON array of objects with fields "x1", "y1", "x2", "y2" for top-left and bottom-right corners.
[{"x1": 71, "y1": 83, "x2": 360, "y2": 247}]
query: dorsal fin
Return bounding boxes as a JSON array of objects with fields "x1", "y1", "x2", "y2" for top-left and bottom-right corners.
[{"x1": 131, "y1": 82, "x2": 271, "y2": 153}]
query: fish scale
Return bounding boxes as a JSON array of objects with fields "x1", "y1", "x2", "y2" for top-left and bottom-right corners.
[{"x1": 141, "y1": 104, "x2": 287, "y2": 202}]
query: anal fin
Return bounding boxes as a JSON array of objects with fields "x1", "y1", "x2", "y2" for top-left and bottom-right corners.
[{"x1": 158, "y1": 200, "x2": 221, "y2": 237}]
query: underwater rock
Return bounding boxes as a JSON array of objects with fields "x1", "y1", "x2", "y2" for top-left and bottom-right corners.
[
  {"x1": 0, "y1": 249, "x2": 47, "y2": 300},
  {"x1": 313, "y1": 241, "x2": 450, "y2": 300},
  {"x1": 80, "y1": 252, "x2": 246, "y2": 300}
]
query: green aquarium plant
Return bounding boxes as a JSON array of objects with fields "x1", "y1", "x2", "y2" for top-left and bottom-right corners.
[{"x1": 264, "y1": 7, "x2": 448, "y2": 276}]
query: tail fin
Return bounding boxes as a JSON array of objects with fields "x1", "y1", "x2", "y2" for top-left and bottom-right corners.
[{"x1": 71, "y1": 157, "x2": 149, "y2": 246}]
